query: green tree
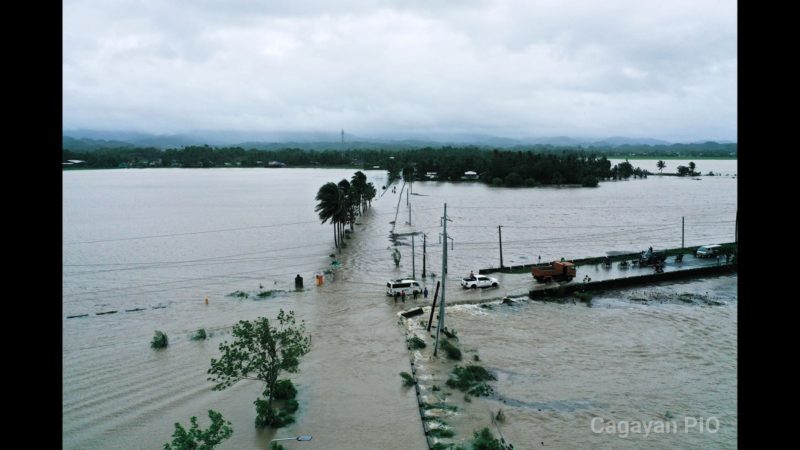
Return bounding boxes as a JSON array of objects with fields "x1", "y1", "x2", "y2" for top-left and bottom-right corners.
[
  {"x1": 676, "y1": 165, "x2": 691, "y2": 176},
  {"x1": 657, "y1": 160, "x2": 666, "y2": 173},
  {"x1": 315, "y1": 182, "x2": 344, "y2": 248},
  {"x1": 688, "y1": 161, "x2": 696, "y2": 175},
  {"x1": 164, "y1": 410, "x2": 233, "y2": 450},
  {"x1": 208, "y1": 310, "x2": 311, "y2": 428}
]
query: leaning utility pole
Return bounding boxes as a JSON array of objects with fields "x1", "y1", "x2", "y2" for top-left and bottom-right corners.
[{"x1": 434, "y1": 204, "x2": 452, "y2": 357}]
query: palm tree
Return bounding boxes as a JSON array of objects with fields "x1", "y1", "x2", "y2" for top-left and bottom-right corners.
[
  {"x1": 351, "y1": 171, "x2": 367, "y2": 214},
  {"x1": 315, "y1": 182, "x2": 343, "y2": 248},
  {"x1": 657, "y1": 160, "x2": 666, "y2": 174},
  {"x1": 337, "y1": 179, "x2": 354, "y2": 235},
  {"x1": 364, "y1": 182, "x2": 376, "y2": 208},
  {"x1": 688, "y1": 161, "x2": 696, "y2": 175}
]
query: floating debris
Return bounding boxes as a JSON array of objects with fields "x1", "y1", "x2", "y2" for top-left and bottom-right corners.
[
  {"x1": 66, "y1": 314, "x2": 88, "y2": 319},
  {"x1": 96, "y1": 310, "x2": 118, "y2": 315}
]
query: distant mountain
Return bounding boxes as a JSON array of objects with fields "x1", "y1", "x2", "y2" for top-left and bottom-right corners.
[
  {"x1": 62, "y1": 136, "x2": 136, "y2": 151},
  {"x1": 63, "y1": 129, "x2": 735, "y2": 151},
  {"x1": 591, "y1": 136, "x2": 672, "y2": 146}
]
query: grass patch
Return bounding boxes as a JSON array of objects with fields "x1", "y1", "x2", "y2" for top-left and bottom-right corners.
[
  {"x1": 408, "y1": 336, "x2": 427, "y2": 349},
  {"x1": 151, "y1": 330, "x2": 168, "y2": 349},
  {"x1": 228, "y1": 290, "x2": 249, "y2": 299},
  {"x1": 400, "y1": 372, "x2": 416, "y2": 387},
  {"x1": 440, "y1": 339, "x2": 462, "y2": 361}
]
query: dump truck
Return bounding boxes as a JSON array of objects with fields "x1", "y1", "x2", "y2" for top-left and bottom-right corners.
[{"x1": 531, "y1": 261, "x2": 576, "y2": 283}]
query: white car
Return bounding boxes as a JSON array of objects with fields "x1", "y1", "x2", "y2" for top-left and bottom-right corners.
[
  {"x1": 461, "y1": 274, "x2": 499, "y2": 289},
  {"x1": 695, "y1": 244, "x2": 721, "y2": 258}
]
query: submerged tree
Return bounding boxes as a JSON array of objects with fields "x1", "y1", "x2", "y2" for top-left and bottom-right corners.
[
  {"x1": 657, "y1": 160, "x2": 666, "y2": 173},
  {"x1": 164, "y1": 410, "x2": 233, "y2": 450},
  {"x1": 315, "y1": 182, "x2": 343, "y2": 248},
  {"x1": 208, "y1": 310, "x2": 311, "y2": 428}
]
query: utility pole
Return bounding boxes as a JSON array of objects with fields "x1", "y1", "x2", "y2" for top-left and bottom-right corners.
[
  {"x1": 426, "y1": 281, "x2": 440, "y2": 332},
  {"x1": 682, "y1": 216, "x2": 685, "y2": 249},
  {"x1": 412, "y1": 233, "x2": 416, "y2": 279},
  {"x1": 422, "y1": 233, "x2": 427, "y2": 278},
  {"x1": 434, "y1": 203, "x2": 452, "y2": 357},
  {"x1": 735, "y1": 210, "x2": 738, "y2": 244},
  {"x1": 498, "y1": 225, "x2": 504, "y2": 269}
]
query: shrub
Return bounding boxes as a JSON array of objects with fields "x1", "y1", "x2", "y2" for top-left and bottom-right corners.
[
  {"x1": 446, "y1": 365, "x2": 496, "y2": 395},
  {"x1": 228, "y1": 290, "x2": 248, "y2": 299},
  {"x1": 440, "y1": 339, "x2": 462, "y2": 361},
  {"x1": 471, "y1": 427, "x2": 503, "y2": 450},
  {"x1": 429, "y1": 427, "x2": 455, "y2": 438},
  {"x1": 408, "y1": 336, "x2": 426, "y2": 349},
  {"x1": 400, "y1": 372, "x2": 416, "y2": 386},
  {"x1": 191, "y1": 329, "x2": 207, "y2": 341},
  {"x1": 283, "y1": 399, "x2": 299, "y2": 414},
  {"x1": 254, "y1": 398, "x2": 295, "y2": 428},
  {"x1": 491, "y1": 177, "x2": 503, "y2": 186},
  {"x1": 273, "y1": 379, "x2": 297, "y2": 400},
  {"x1": 151, "y1": 330, "x2": 168, "y2": 349}
]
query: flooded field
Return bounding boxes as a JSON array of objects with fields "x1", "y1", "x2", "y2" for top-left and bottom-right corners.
[
  {"x1": 403, "y1": 275, "x2": 737, "y2": 449},
  {"x1": 63, "y1": 167, "x2": 736, "y2": 449}
]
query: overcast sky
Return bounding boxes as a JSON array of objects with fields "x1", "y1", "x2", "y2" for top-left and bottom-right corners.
[{"x1": 63, "y1": 0, "x2": 737, "y2": 142}]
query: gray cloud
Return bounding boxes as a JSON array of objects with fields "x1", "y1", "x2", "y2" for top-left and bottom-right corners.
[{"x1": 63, "y1": 0, "x2": 737, "y2": 142}]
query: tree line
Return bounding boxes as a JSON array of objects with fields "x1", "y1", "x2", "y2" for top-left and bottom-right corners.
[{"x1": 64, "y1": 146, "x2": 654, "y2": 186}]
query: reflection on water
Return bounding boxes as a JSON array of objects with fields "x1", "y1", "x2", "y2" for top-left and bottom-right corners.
[{"x1": 63, "y1": 168, "x2": 736, "y2": 449}]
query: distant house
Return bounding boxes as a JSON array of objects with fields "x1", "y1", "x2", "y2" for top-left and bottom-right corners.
[
  {"x1": 461, "y1": 171, "x2": 479, "y2": 181},
  {"x1": 268, "y1": 161, "x2": 287, "y2": 168},
  {"x1": 425, "y1": 172, "x2": 438, "y2": 180}
]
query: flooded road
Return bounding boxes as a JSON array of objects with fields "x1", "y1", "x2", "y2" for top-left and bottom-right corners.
[{"x1": 63, "y1": 167, "x2": 736, "y2": 449}]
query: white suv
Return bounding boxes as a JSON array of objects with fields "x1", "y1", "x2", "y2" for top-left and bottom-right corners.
[
  {"x1": 695, "y1": 244, "x2": 721, "y2": 258},
  {"x1": 461, "y1": 275, "x2": 499, "y2": 289},
  {"x1": 386, "y1": 279, "x2": 422, "y2": 296}
]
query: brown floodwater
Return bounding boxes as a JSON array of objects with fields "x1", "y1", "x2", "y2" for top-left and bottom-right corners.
[{"x1": 63, "y1": 166, "x2": 736, "y2": 449}]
